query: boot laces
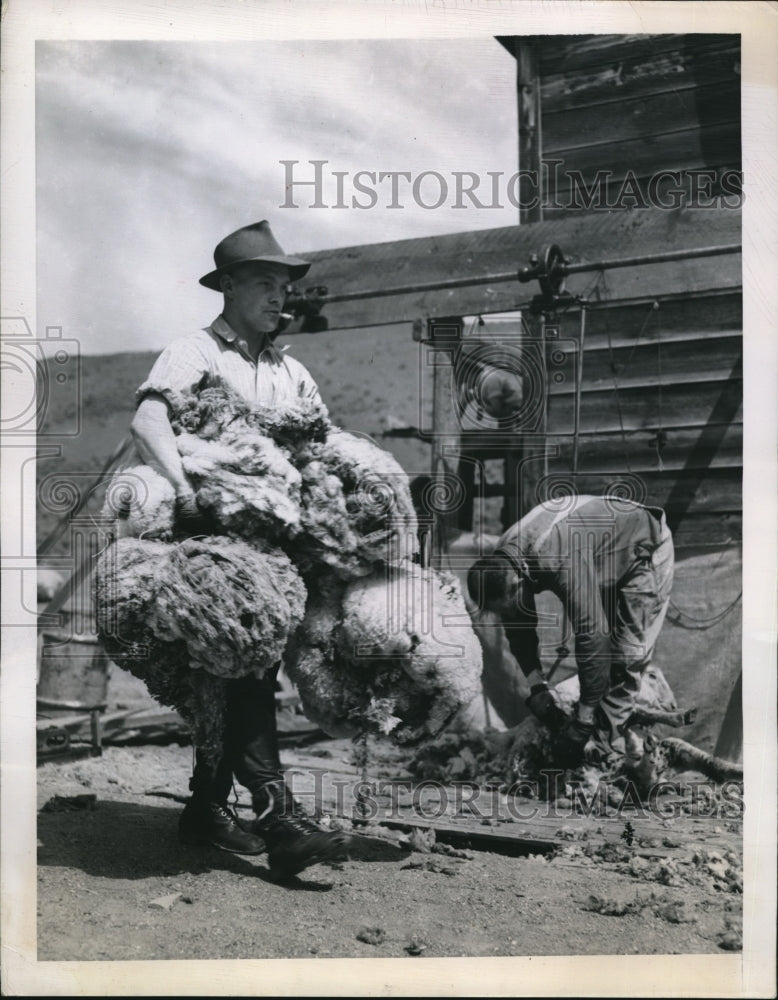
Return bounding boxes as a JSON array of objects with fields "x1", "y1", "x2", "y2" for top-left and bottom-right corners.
[
  {"x1": 282, "y1": 813, "x2": 319, "y2": 837},
  {"x1": 256, "y1": 784, "x2": 321, "y2": 837}
]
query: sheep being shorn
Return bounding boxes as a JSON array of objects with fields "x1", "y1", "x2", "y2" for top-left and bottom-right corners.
[
  {"x1": 407, "y1": 662, "x2": 742, "y2": 806},
  {"x1": 618, "y1": 734, "x2": 744, "y2": 799},
  {"x1": 504, "y1": 669, "x2": 743, "y2": 806},
  {"x1": 506, "y1": 668, "x2": 696, "y2": 786}
]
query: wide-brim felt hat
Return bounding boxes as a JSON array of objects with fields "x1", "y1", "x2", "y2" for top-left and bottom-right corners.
[{"x1": 199, "y1": 220, "x2": 312, "y2": 290}]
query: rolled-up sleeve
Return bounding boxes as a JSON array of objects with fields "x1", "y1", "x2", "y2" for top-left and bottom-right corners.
[
  {"x1": 288, "y1": 357, "x2": 324, "y2": 405},
  {"x1": 135, "y1": 338, "x2": 211, "y2": 411},
  {"x1": 302, "y1": 374, "x2": 325, "y2": 409}
]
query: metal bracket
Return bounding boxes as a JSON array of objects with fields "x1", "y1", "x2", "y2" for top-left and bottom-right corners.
[
  {"x1": 518, "y1": 243, "x2": 577, "y2": 315},
  {"x1": 279, "y1": 285, "x2": 329, "y2": 333}
]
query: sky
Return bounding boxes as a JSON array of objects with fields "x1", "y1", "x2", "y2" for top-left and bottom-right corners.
[{"x1": 36, "y1": 38, "x2": 519, "y2": 355}]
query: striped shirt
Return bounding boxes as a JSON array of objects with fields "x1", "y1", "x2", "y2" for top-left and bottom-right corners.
[
  {"x1": 495, "y1": 495, "x2": 666, "y2": 589},
  {"x1": 493, "y1": 496, "x2": 669, "y2": 705},
  {"x1": 136, "y1": 315, "x2": 324, "y2": 412}
]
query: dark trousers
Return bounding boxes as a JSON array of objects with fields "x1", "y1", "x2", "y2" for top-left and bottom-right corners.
[{"x1": 189, "y1": 667, "x2": 284, "y2": 809}]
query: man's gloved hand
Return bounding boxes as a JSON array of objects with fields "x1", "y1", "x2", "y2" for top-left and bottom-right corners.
[
  {"x1": 173, "y1": 491, "x2": 214, "y2": 539},
  {"x1": 525, "y1": 683, "x2": 567, "y2": 731},
  {"x1": 550, "y1": 715, "x2": 595, "y2": 769}
]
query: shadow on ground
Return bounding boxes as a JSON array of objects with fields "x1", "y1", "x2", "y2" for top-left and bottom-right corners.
[{"x1": 37, "y1": 800, "x2": 404, "y2": 883}]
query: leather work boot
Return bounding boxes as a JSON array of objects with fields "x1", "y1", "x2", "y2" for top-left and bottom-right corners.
[
  {"x1": 253, "y1": 789, "x2": 352, "y2": 880},
  {"x1": 178, "y1": 800, "x2": 265, "y2": 855}
]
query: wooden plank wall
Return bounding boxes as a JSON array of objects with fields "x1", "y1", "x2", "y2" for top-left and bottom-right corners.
[
  {"x1": 296, "y1": 29, "x2": 743, "y2": 549},
  {"x1": 497, "y1": 33, "x2": 742, "y2": 216},
  {"x1": 541, "y1": 291, "x2": 742, "y2": 549},
  {"x1": 296, "y1": 205, "x2": 741, "y2": 549},
  {"x1": 519, "y1": 35, "x2": 741, "y2": 547}
]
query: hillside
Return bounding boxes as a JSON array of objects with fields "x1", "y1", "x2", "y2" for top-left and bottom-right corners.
[{"x1": 36, "y1": 325, "x2": 433, "y2": 550}]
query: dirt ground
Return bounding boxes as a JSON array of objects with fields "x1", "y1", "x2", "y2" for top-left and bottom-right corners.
[{"x1": 36, "y1": 667, "x2": 743, "y2": 963}]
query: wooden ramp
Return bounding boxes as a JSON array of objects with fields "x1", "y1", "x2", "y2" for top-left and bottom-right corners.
[{"x1": 282, "y1": 738, "x2": 743, "y2": 864}]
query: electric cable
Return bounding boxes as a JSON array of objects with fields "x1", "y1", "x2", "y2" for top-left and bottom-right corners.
[{"x1": 667, "y1": 591, "x2": 742, "y2": 630}]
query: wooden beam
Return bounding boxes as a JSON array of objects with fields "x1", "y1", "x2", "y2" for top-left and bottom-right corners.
[
  {"x1": 292, "y1": 208, "x2": 741, "y2": 330},
  {"x1": 427, "y1": 318, "x2": 465, "y2": 558},
  {"x1": 663, "y1": 352, "x2": 744, "y2": 532}
]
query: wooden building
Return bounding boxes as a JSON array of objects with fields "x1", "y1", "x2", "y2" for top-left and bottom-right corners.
[
  {"x1": 287, "y1": 33, "x2": 743, "y2": 753},
  {"x1": 294, "y1": 33, "x2": 742, "y2": 554},
  {"x1": 497, "y1": 33, "x2": 741, "y2": 220}
]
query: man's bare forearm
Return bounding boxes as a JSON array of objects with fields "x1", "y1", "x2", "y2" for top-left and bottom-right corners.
[
  {"x1": 504, "y1": 625, "x2": 545, "y2": 689},
  {"x1": 131, "y1": 395, "x2": 193, "y2": 497}
]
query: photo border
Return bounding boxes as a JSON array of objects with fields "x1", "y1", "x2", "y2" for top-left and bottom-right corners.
[{"x1": 2, "y1": 1, "x2": 775, "y2": 995}]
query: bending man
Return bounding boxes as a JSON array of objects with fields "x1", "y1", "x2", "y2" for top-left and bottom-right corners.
[{"x1": 467, "y1": 494, "x2": 674, "y2": 766}]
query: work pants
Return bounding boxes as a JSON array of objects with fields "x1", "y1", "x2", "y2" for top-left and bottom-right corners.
[
  {"x1": 189, "y1": 666, "x2": 284, "y2": 811},
  {"x1": 595, "y1": 514, "x2": 675, "y2": 751}
]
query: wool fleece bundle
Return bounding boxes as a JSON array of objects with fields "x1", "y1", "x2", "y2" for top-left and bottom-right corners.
[
  {"x1": 285, "y1": 564, "x2": 483, "y2": 744},
  {"x1": 95, "y1": 376, "x2": 481, "y2": 750},
  {"x1": 93, "y1": 535, "x2": 306, "y2": 757},
  {"x1": 164, "y1": 376, "x2": 418, "y2": 577}
]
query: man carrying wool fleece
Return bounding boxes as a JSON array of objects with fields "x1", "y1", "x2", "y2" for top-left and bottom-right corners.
[{"x1": 129, "y1": 220, "x2": 350, "y2": 879}]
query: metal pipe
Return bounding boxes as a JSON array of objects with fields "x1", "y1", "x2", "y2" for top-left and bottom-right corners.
[
  {"x1": 539, "y1": 315, "x2": 549, "y2": 480},
  {"x1": 561, "y1": 243, "x2": 742, "y2": 276},
  {"x1": 572, "y1": 303, "x2": 587, "y2": 476},
  {"x1": 324, "y1": 271, "x2": 518, "y2": 303},
  {"x1": 322, "y1": 243, "x2": 741, "y2": 303}
]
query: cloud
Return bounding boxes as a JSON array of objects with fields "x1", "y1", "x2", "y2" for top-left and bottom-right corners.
[{"x1": 36, "y1": 39, "x2": 518, "y2": 355}]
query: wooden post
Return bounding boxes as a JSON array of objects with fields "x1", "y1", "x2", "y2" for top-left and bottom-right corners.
[
  {"x1": 515, "y1": 38, "x2": 542, "y2": 225},
  {"x1": 455, "y1": 454, "x2": 476, "y2": 532},
  {"x1": 428, "y1": 317, "x2": 464, "y2": 560},
  {"x1": 508, "y1": 311, "x2": 550, "y2": 528},
  {"x1": 503, "y1": 446, "x2": 524, "y2": 529}
]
